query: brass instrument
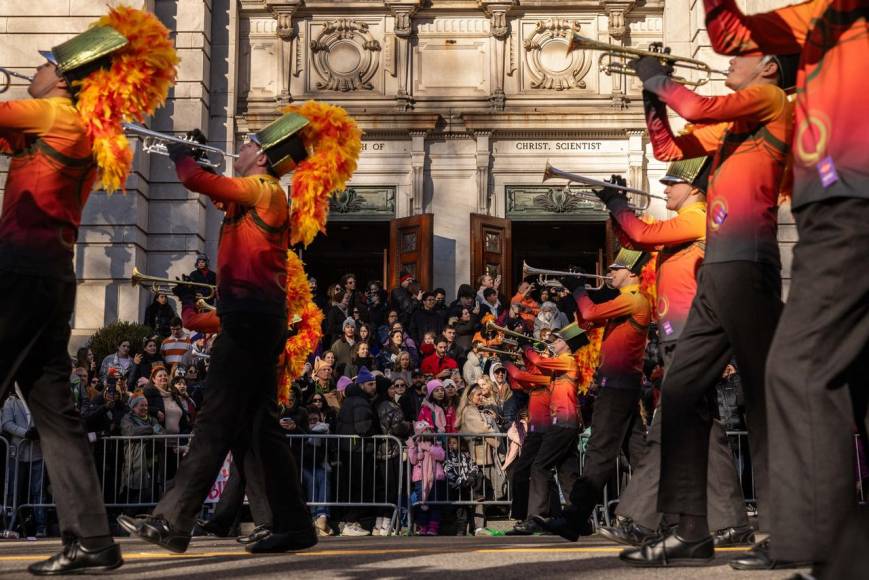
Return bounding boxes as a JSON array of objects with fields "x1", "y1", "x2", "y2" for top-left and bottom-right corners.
[
  {"x1": 522, "y1": 261, "x2": 612, "y2": 291},
  {"x1": 122, "y1": 123, "x2": 239, "y2": 169},
  {"x1": 543, "y1": 162, "x2": 667, "y2": 212},
  {"x1": 566, "y1": 34, "x2": 728, "y2": 88},
  {"x1": 131, "y1": 266, "x2": 217, "y2": 300},
  {"x1": 485, "y1": 320, "x2": 554, "y2": 356},
  {"x1": 478, "y1": 345, "x2": 522, "y2": 359},
  {"x1": 0, "y1": 67, "x2": 33, "y2": 93},
  {"x1": 196, "y1": 298, "x2": 216, "y2": 312}
]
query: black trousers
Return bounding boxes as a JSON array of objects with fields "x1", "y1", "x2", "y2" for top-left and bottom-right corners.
[
  {"x1": 658, "y1": 262, "x2": 781, "y2": 530},
  {"x1": 153, "y1": 312, "x2": 310, "y2": 533},
  {"x1": 207, "y1": 451, "x2": 273, "y2": 533},
  {"x1": 766, "y1": 198, "x2": 869, "y2": 563},
  {"x1": 527, "y1": 426, "x2": 580, "y2": 519},
  {"x1": 615, "y1": 341, "x2": 747, "y2": 532},
  {"x1": 510, "y1": 432, "x2": 556, "y2": 520},
  {"x1": 569, "y1": 387, "x2": 642, "y2": 521},
  {"x1": 0, "y1": 272, "x2": 110, "y2": 539}
]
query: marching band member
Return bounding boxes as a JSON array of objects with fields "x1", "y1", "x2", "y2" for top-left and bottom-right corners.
[
  {"x1": 119, "y1": 111, "x2": 319, "y2": 554},
  {"x1": 0, "y1": 7, "x2": 176, "y2": 574},
  {"x1": 596, "y1": 161, "x2": 753, "y2": 548},
  {"x1": 504, "y1": 323, "x2": 588, "y2": 535},
  {"x1": 702, "y1": 1, "x2": 869, "y2": 576},
  {"x1": 617, "y1": 43, "x2": 798, "y2": 568},
  {"x1": 536, "y1": 249, "x2": 652, "y2": 541}
]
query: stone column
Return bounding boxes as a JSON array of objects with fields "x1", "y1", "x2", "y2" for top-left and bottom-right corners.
[
  {"x1": 627, "y1": 129, "x2": 651, "y2": 213},
  {"x1": 386, "y1": 0, "x2": 421, "y2": 112},
  {"x1": 409, "y1": 129, "x2": 427, "y2": 215},
  {"x1": 474, "y1": 131, "x2": 493, "y2": 213},
  {"x1": 480, "y1": 1, "x2": 516, "y2": 112},
  {"x1": 268, "y1": 0, "x2": 302, "y2": 105},
  {"x1": 603, "y1": 0, "x2": 636, "y2": 109}
]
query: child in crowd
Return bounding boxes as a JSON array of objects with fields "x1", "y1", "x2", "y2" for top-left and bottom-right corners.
[
  {"x1": 407, "y1": 421, "x2": 446, "y2": 535},
  {"x1": 303, "y1": 407, "x2": 333, "y2": 536},
  {"x1": 444, "y1": 436, "x2": 483, "y2": 535}
]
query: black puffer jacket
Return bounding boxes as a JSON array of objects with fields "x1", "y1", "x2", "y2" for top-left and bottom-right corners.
[{"x1": 335, "y1": 384, "x2": 379, "y2": 437}]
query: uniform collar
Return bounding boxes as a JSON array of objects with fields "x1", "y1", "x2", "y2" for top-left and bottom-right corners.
[
  {"x1": 619, "y1": 283, "x2": 640, "y2": 295},
  {"x1": 676, "y1": 201, "x2": 706, "y2": 214}
]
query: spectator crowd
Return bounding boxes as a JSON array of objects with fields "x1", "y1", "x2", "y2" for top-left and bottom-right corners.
[{"x1": 1, "y1": 264, "x2": 769, "y2": 539}]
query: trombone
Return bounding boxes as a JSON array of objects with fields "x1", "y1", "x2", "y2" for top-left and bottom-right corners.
[
  {"x1": 566, "y1": 34, "x2": 728, "y2": 88},
  {"x1": 543, "y1": 162, "x2": 666, "y2": 212},
  {"x1": 132, "y1": 266, "x2": 217, "y2": 300},
  {"x1": 485, "y1": 321, "x2": 554, "y2": 356},
  {"x1": 522, "y1": 261, "x2": 612, "y2": 291},
  {"x1": 0, "y1": 67, "x2": 33, "y2": 93},
  {"x1": 122, "y1": 123, "x2": 238, "y2": 169}
]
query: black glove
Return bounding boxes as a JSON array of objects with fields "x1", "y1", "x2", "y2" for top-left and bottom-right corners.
[
  {"x1": 166, "y1": 141, "x2": 196, "y2": 162},
  {"x1": 173, "y1": 275, "x2": 196, "y2": 305},
  {"x1": 629, "y1": 55, "x2": 671, "y2": 83},
  {"x1": 185, "y1": 128, "x2": 213, "y2": 165},
  {"x1": 595, "y1": 175, "x2": 628, "y2": 205},
  {"x1": 24, "y1": 427, "x2": 39, "y2": 441},
  {"x1": 560, "y1": 275, "x2": 584, "y2": 293}
]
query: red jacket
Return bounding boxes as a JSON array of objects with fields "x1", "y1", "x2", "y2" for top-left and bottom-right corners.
[
  {"x1": 420, "y1": 352, "x2": 458, "y2": 376},
  {"x1": 505, "y1": 362, "x2": 552, "y2": 433}
]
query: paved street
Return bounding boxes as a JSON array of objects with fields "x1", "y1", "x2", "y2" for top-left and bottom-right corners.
[{"x1": 0, "y1": 535, "x2": 809, "y2": 579}]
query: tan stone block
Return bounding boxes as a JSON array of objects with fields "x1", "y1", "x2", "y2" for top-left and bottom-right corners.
[
  {"x1": 0, "y1": 1, "x2": 69, "y2": 17},
  {"x1": 69, "y1": 0, "x2": 149, "y2": 16},
  {"x1": 6, "y1": 17, "x2": 93, "y2": 33}
]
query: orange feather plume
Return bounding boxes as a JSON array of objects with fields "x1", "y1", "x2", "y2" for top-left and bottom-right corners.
[
  {"x1": 280, "y1": 101, "x2": 363, "y2": 247},
  {"x1": 573, "y1": 327, "x2": 603, "y2": 395},
  {"x1": 73, "y1": 5, "x2": 178, "y2": 193}
]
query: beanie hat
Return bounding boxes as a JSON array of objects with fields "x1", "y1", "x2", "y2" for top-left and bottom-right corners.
[
  {"x1": 426, "y1": 379, "x2": 444, "y2": 399},
  {"x1": 414, "y1": 420, "x2": 433, "y2": 435},
  {"x1": 336, "y1": 375, "x2": 352, "y2": 393},
  {"x1": 128, "y1": 394, "x2": 146, "y2": 409},
  {"x1": 400, "y1": 273, "x2": 414, "y2": 284},
  {"x1": 343, "y1": 317, "x2": 357, "y2": 329},
  {"x1": 190, "y1": 332, "x2": 205, "y2": 342},
  {"x1": 356, "y1": 366, "x2": 375, "y2": 384}
]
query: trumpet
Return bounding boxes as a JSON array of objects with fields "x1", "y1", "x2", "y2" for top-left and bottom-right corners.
[
  {"x1": 0, "y1": 67, "x2": 33, "y2": 93},
  {"x1": 522, "y1": 261, "x2": 612, "y2": 291},
  {"x1": 543, "y1": 162, "x2": 667, "y2": 212},
  {"x1": 132, "y1": 266, "x2": 217, "y2": 300},
  {"x1": 478, "y1": 345, "x2": 522, "y2": 360},
  {"x1": 122, "y1": 123, "x2": 238, "y2": 169},
  {"x1": 485, "y1": 321, "x2": 554, "y2": 356},
  {"x1": 566, "y1": 34, "x2": 728, "y2": 88}
]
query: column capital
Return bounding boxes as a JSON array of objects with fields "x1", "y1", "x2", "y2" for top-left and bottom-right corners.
[
  {"x1": 268, "y1": 1, "x2": 304, "y2": 41},
  {"x1": 385, "y1": 0, "x2": 422, "y2": 38},
  {"x1": 603, "y1": 1, "x2": 637, "y2": 39},
  {"x1": 479, "y1": 0, "x2": 517, "y2": 40}
]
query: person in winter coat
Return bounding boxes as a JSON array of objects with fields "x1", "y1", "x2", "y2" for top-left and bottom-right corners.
[
  {"x1": 417, "y1": 379, "x2": 455, "y2": 434},
  {"x1": 330, "y1": 317, "x2": 357, "y2": 376},
  {"x1": 343, "y1": 341, "x2": 377, "y2": 378},
  {"x1": 463, "y1": 342, "x2": 486, "y2": 387},
  {"x1": 119, "y1": 395, "x2": 163, "y2": 505},
  {"x1": 334, "y1": 368, "x2": 379, "y2": 536},
  {"x1": 144, "y1": 292, "x2": 176, "y2": 338},
  {"x1": 389, "y1": 273, "x2": 419, "y2": 326},
  {"x1": 129, "y1": 338, "x2": 164, "y2": 387},
  {"x1": 408, "y1": 421, "x2": 447, "y2": 535},
  {"x1": 409, "y1": 292, "x2": 445, "y2": 347},
  {"x1": 372, "y1": 376, "x2": 413, "y2": 536}
]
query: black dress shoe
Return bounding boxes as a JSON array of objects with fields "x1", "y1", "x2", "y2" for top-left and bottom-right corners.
[
  {"x1": 28, "y1": 540, "x2": 123, "y2": 575},
  {"x1": 531, "y1": 514, "x2": 593, "y2": 542},
  {"x1": 505, "y1": 518, "x2": 550, "y2": 536},
  {"x1": 620, "y1": 532, "x2": 714, "y2": 567},
  {"x1": 599, "y1": 520, "x2": 658, "y2": 547},
  {"x1": 713, "y1": 525, "x2": 755, "y2": 547},
  {"x1": 729, "y1": 538, "x2": 812, "y2": 570},
  {"x1": 237, "y1": 524, "x2": 272, "y2": 545},
  {"x1": 117, "y1": 514, "x2": 191, "y2": 554},
  {"x1": 245, "y1": 527, "x2": 318, "y2": 554},
  {"x1": 194, "y1": 518, "x2": 230, "y2": 538}
]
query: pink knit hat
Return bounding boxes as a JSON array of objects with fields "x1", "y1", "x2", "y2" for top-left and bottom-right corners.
[{"x1": 426, "y1": 379, "x2": 444, "y2": 399}]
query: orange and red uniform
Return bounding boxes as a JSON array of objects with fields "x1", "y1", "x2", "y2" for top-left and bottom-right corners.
[
  {"x1": 180, "y1": 303, "x2": 220, "y2": 334},
  {"x1": 609, "y1": 201, "x2": 706, "y2": 341},
  {"x1": 643, "y1": 78, "x2": 793, "y2": 268},
  {"x1": 505, "y1": 361, "x2": 552, "y2": 433},
  {"x1": 702, "y1": 0, "x2": 868, "y2": 208},
  {"x1": 507, "y1": 348, "x2": 581, "y2": 428},
  {"x1": 174, "y1": 157, "x2": 289, "y2": 318},
  {"x1": 0, "y1": 97, "x2": 96, "y2": 280},
  {"x1": 577, "y1": 284, "x2": 651, "y2": 389}
]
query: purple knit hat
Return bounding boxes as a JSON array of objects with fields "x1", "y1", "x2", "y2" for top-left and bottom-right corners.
[{"x1": 336, "y1": 376, "x2": 352, "y2": 393}]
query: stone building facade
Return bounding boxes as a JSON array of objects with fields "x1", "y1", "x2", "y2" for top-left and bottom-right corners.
[{"x1": 0, "y1": 0, "x2": 796, "y2": 344}]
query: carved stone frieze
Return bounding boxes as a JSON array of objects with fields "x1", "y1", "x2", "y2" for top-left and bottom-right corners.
[
  {"x1": 310, "y1": 20, "x2": 382, "y2": 92},
  {"x1": 523, "y1": 19, "x2": 592, "y2": 91}
]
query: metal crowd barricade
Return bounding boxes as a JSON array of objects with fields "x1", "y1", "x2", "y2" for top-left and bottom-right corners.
[
  {"x1": 0, "y1": 436, "x2": 10, "y2": 528},
  {"x1": 406, "y1": 432, "x2": 511, "y2": 535},
  {"x1": 285, "y1": 434, "x2": 405, "y2": 535}
]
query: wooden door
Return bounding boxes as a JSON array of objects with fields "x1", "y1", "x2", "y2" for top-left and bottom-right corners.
[
  {"x1": 471, "y1": 214, "x2": 512, "y2": 299},
  {"x1": 389, "y1": 214, "x2": 434, "y2": 291}
]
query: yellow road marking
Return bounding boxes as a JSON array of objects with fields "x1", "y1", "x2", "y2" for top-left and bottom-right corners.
[{"x1": 0, "y1": 545, "x2": 752, "y2": 562}]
